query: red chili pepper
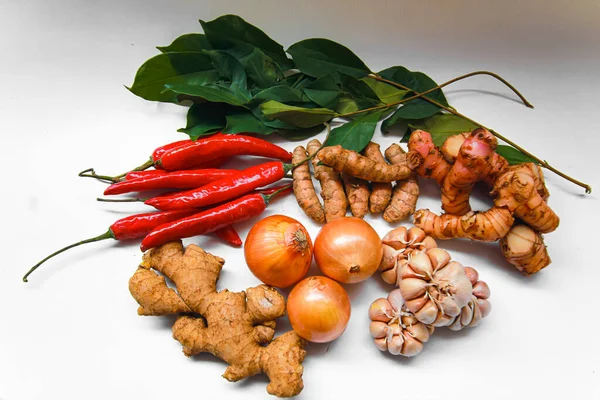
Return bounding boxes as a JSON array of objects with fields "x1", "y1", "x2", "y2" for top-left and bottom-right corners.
[
  {"x1": 125, "y1": 169, "x2": 167, "y2": 180},
  {"x1": 105, "y1": 168, "x2": 240, "y2": 195},
  {"x1": 140, "y1": 185, "x2": 292, "y2": 252},
  {"x1": 145, "y1": 161, "x2": 292, "y2": 211},
  {"x1": 214, "y1": 225, "x2": 242, "y2": 247},
  {"x1": 158, "y1": 134, "x2": 292, "y2": 171},
  {"x1": 151, "y1": 140, "x2": 191, "y2": 163}
]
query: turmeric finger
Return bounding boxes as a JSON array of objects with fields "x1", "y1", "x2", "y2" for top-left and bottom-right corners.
[
  {"x1": 492, "y1": 163, "x2": 559, "y2": 233},
  {"x1": 383, "y1": 144, "x2": 419, "y2": 223},
  {"x1": 317, "y1": 144, "x2": 421, "y2": 183},
  {"x1": 441, "y1": 132, "x2": 470, "y2": 163},
  {"x1": 413, "y1": 207, "x2": 514, "y2": 241},
  {"x1": 408, "y1": 130, "x2": 451, "y2": 185},
  {"x1": 292, "y1": 145, "x2": 325, "y2": 224},
  {"x1": 500, "y1": 224, "x2": 551, "y2": 275},
  {"x1": 362, "y1": 142, "x2": 392, "y2": 213},
  {"x1": 341, "y1": 173, "x2": 370, "y2": 218},
  {"x1": 307, "y1": 139, "x2": 347, "y2": 222}
]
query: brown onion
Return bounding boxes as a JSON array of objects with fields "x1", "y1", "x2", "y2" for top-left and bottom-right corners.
[
  {"x1": 287, "y1": 276, "x2": 351, "y2": 343},
  {"x1": 244, "y1": 215, "x2": 313, "y2": 288},
  {"x1": 313, "y1": 217, "x2": 383, "y2": 284}
]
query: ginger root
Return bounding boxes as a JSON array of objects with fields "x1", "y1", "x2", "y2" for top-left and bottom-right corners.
[
  {"x1": 341, "y1": 173, "x2": 370, "y2": 218},
  {"x1": 317, "y1": 144, "x2": 421, "y2": 183},
  {"x1": 408, "y1": 130, "x2": 451, "y2": 185},
  {"x1": 383, "y1": 144, "x2": 420, "y2": 223},
  {"x1": 129, "y1": 241, "x2": 307, "y2": 398},
  {"x1": 362, "y1": 142, "x2": 392, "y2": 213},
  {"x1": 308, "y1": 139, "x2": 347, "y2": 222},
  {"x1": 500, "y1": 224, "x2": 551, "y2": 275},
  {"x1": 292, "y1": 145, "x2": 325, "y2": 224}
]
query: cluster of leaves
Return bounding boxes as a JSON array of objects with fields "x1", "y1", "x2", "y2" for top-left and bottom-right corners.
[{"x1": 128, "y1": 14, "x2": 531, "y2": 163}]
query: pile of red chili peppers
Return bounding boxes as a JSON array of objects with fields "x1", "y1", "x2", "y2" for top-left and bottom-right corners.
[{"x1": 23, "y1": 133, "x2": 296, "y2": 282}]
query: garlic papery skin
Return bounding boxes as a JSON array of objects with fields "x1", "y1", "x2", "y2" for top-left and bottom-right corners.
[
  {"x1": 448, "y1": 267, "x2": 492, "y2": 331},
  {"x1": 399, "y1": 248, "x2": 473, "y2": 327},
  {"x1": 368, "y1": 289, "x2": 434, "y2": 357}
]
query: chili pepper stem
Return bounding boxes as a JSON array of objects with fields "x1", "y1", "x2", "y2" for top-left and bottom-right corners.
[
  {"x1": 289, "y1": 122, "x2": 333, "y2": 170},
  {"x1": 78, "y1": 158, "x2": 155, "y2": 183},
  {"x1": 262, "y1": 184, "x2": 293, "y2": 204},
  {"x1": 97, "y1": 197, "x2": 147, "y2": 202},
  {"x1": 23, "y1": 230, "x2": 114, "y2": 283}
]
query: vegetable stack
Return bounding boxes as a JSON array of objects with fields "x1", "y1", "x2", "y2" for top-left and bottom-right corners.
[{"x1": 23, "y1": 133, "x2": 295, "y2": 282}]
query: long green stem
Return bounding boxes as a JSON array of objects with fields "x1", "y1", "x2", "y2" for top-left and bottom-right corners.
[
  {"x1": 23, "y1": 231, "x2": 114, "y2": 282},
  {"x1": 370, "y1": 74, "x2": 592, "y2": 194},
  {"x1": 78, "y1": 158, "x2": 155, "y2": 183},
  {"x1": 339, "y1": 70, "x2": 534, "y2": 119}
]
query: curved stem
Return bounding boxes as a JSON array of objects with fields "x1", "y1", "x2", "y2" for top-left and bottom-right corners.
[
  {"x1": 339, "y1": 70, "x2": 534, "y2": 119},
  {"x1": 78, "y1": 158, "x2": 155, "y2": 183},
  {"x1": 289, "y1": 122, "x2": 333, "y2": 169},
  {"x1": 370, "y1": 74, "x2": 592, "y2": 194},
  {"x1": 23, "y1": 231, "x2": 114, "y2": 282}
]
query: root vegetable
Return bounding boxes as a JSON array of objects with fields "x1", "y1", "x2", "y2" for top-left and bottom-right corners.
[
  {"x1": 341, "y1": 173, "x2": 370, "y2": 218},
  {"x1": 292, "y1": 145, "x2": 325, "y2": 224},
  {"x1": 500, "y1": 224, "x2": 551, "y2": 275},
  {"x1": 307, "y1": 139, "x2": 347, "y2": 222},
  {"x1": 441, "y1": 132, "x2": 469, "y2": 163},
  {"x1": 398, "y1": 248, "x2": 473, "y2": 326},
  {"x1": 369, "y1": 289, "x2": 434, "y2": 357},
  {"x1": 129, "y1": 241, "x2": 306, "y2": 398},
  {"x1": 362, "y1": 142, "x2": 392, "y2": 213},
  {"x1": 492, "y1": 163, "x2": 559, "y2": 233},
  {"x1": 413, "y1": 207, "x2": 514, "y2": 241},
  {"x1": 441, "y1": 128, "x2": 501, "y2": 215},
  {"x1": 407, "y1": 130, "x2": 451, "y2": 185},
  {"x1": 383, "y1": 144, "x2": 420, "y2": 223},
  {"x1": 448, "y1": 267, "x2": 492, "y2": 331},
  {"x1": 316, "y1": 145, "x2": 422, "y2": 183}
]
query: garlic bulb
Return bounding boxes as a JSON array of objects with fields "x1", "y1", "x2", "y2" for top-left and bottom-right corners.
[
  {"x1": 379, "y1": 226, "x2": 437, "y2": 285},
  {"x1": 398, "y1": 248, "x2": 473, "y2": 326},
  {"x1": 368, "y1": 289, "x2": 434, "y2": 357},
  {"x1": 448, "y1": 267, "x2": 492, "y2": 331}
]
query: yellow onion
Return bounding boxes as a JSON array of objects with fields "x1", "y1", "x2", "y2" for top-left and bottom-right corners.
[
  {"x1": 287, "y1": 276, "x2": 351, "y2": 343},
  {"x1": 313, "y1": 217, "x2": 383, "y2": 284},
  {"x1": 244, "y1": 215, "x2": 313, "y2": 288}
]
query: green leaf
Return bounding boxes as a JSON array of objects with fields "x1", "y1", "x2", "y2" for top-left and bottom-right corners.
[
  {"x1": 405, "y1": 114, "x2": 480, "y2": 146},
  {"x1": 324, "y1": 111, "x2": 383, "y2": 152},
  {"x1": 252, "y1": 85, "x2": 309, "y2": 104},
  {"x1": 127, "y1": 52, "x2": 218, "y2": 103},
  {"x1": 279, "y1": 125, "x2": 325, "y2": 141},
  {"x1": 177, "y1": 103, "x2": 226, "y2": 140},
  {"x1": 333, "y1": 72, "x2": 382, "y2": 114},
  {"x1": 287, "y1": 38, "x2": 371, "y2": 78},
  {"x1": 223, "y1": 109, "x2": 277, "y2": 135},
  {"x1": 204, "y1": 50, "x2": 251, "y2": 99},
  {"x1": 496, "y1": 145, "x2": 538, "y2": 165},
  {"x1": 157, "y1": 33, "x2": 212, "y2": 53},
  {"x1": 237, "y1": 48, "x2": 285, "y2": 89},
  {"x1": 379, "y1": 66, "x2": 449, "y2": 130},
  {"x1": 260, "y1": 100, "x2": 337, "y2": 128},
  {"x1": 200, "y1": 15, "x2": 293, "y2": 70},
  {"x1": 361, "y1": 76, "x2": 408, "y2": 104},
  {"x1": 302, "y1": 74, "x2": 342, "y2": 109},
  {"x1": 164, "y1": 83, "x2": 249, "y2": 106}
]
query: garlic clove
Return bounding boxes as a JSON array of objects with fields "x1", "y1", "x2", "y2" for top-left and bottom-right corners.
[
  {"x1": 386, "y1": 289, "x2": 405, "y2": 312},
  {"x1": 463, "y1": 266, "x2": 479, "y2": 285},
  {"x1": 405, "y1": 296, "x2": 428, "y2": 313},
  {"x1": 379, "y1": 244, "x2": 399, "y2": 272},
  {"x1": 382, "y1": 226, "x2": 409, "y2": 250},
  {"x1": 435, "y1": 261, "x2": 473, "y2": 308},
  {"x1": 389, "y1": 323, "x2": 402, "y2": 336},
  {"x1": 427, "y1": 248, "x2": 451, "y2": 272},
  {"x1": 369, "y1": 298, "x2": 394, "y2": 322},
  {"x1": 407, "y1": 252, "x2": 433, "y2": 278},
  {"x1": 422, "y1": 236, "x2": 438, "y2": 251},
  {"x1": 400, "y1": 334, "x2": 424, "y2": 357},
  {"x1": 369, "y1": 321, "x2": 390, "y2": 338},
  {"x1": 374, "y1": 337, "x2": 388, "y2": 352},
  {"x1": 414, "y1": 300, "x2": 438, "y2": 325},
  {"x1": 387, "y1": 334, "x2": 405, "y2": 355},
  {"x1": 405, "y1": 320, "x2": 431, "y2": 343},
  {"x1": 381, "y1": 267, "x2": 398, "y2": 285},
  {"x1": 399, "y1": 278, "x2": 428, "y2": 300},
  {"x1": 477, "y1": 298, "x2": 492, "y2": 318},
  {"x1": 438, "y1": 295, "x2": 462, "y2": 318},
  {"x1": 473, "y1": 281, "x2": 490, "y2": 299},
  {"x1": 407, "y1": 227, "x2": 427, "y2": 245}
]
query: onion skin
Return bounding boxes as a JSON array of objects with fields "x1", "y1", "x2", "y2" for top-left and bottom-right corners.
[
  {"x1": 244, "y1": 215, "x2": 313, "y2": 288},
  {"x1": 314, "y1": 217, "x2": 383, "y2": 284},
  {"x1": 287, "y1": 276, "x2": 351, "y2": 343}
]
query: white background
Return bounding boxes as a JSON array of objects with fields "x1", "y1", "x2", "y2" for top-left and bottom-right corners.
[{"x1": 1, "y1": 1, "x2": 600, "y2": 399}]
